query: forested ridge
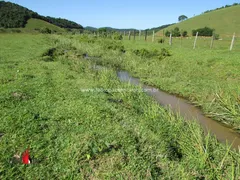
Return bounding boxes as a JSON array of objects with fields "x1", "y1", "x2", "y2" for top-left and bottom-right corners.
[{"x1": 0, "y1": 1, "x2": 83, "y2": 29}]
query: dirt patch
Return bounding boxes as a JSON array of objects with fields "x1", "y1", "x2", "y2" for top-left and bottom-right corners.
[{"x1": 12, "y1": 92, "x2": 30, "y2": 100}]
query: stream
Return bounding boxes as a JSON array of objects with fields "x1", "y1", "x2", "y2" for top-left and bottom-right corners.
[{"x1": 117, "y1": 71, "x2": 240, "y2": 149}]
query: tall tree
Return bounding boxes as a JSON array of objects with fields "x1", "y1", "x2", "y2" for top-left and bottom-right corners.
[{"x1": 178, "y1": 15, "x2": 188, "y2": 22}]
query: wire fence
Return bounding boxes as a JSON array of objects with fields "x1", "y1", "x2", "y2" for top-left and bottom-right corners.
[{"x1": 121, "y1": 31, "x2": 240, "y2": 51}]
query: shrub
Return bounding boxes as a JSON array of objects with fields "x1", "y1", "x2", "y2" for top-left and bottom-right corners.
[
  {"x1": 182, "y1": 31, "x2": 188, "y2": 37},
  {"x1": 165, "y1": 30, "x2": 171, "y2": 37},
  {"x1": 0, "y1": 28, "x2": 6, "y2": 33},
  {"x1": 40, "y1": 27, "x2": 52, "y2": 34},
  {"x1": 113, "y1": 32, "x2": 123, "y2": 40},
  {"x1": 160, "y1": 48, "x2": 171, "y2": 57},
  {"x1": 11, "y1": 29, "x2": 21, "y2": 33},
  {"x1": 192, "y1": 27, "x2": 214, "y2": 36},
  {"x1": 158, "y1": 39, "x2": 165, "y2": 43},
  {"x1": 133, "y1": 48, "x2": 152, "y2": 58},
  {"x1": 132, "y1": 48, "x2": 171, "y2": 59},
  {"x1": 172, "y1": 27, "x2": 181, "y2": 37},
  {"x1": 165, "y1": 27, "x2": 186, "y2": 37},
  {"x1": 214, "y1": 34, "x2": 220, "y2": 40},
  {"x1": 102, "y1": 40, "x2": 125, "y2": 53}
]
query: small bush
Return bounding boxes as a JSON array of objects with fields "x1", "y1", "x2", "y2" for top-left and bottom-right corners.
[
  {"x1": 11, "y1": 29, "x2": 21, "y2": 33},
  {"x1": 172, "y1": 27, "x2": 181, "y2": 37},
  {"x1": 113, "y1": 33, "x2": 123, "y2": 40},
  {"x1": 0, "y1": 28, "x2": 6, "y2": 33},
  {"x1": 132, "y1": 48, "x2": 171, "y2": 59},
  {"x1": 182, "y1": 31, "x2": 188, "y2": 37},
  {"x1": 42, "y1": 48, "x2": 57, "y2": 57},
  {"x1": 160, "y1": 48, "x2": 171, "y2": 57},
  {"x1": 40, "y1": 27, "x2": 52, "y2": 34},
  {"x1": 102, "y1": 40, "x2": 125, "y2": 53},
  {"x1": 42, "y1": 48, "x2": 58, "y2": 62},
  {"x1": 192, "y1": 27, "x2": 214, "y2": 36},
  {"x1": 42, "y1": 56, "x2": 54, "y2": 62},
  {"x1": 158, "y1": 39, "x2": 165, "y2": 43},
  {"x1": 165, "y1": 30, "x2": 171, "y2": 37},
  {"x1": 165, "y1": 27, "x2": 187, "y2": 37},
  {"x1": 214, "y1": 34, "x2": 220, "y2": 40}
]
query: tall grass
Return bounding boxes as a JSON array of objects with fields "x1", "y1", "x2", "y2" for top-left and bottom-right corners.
[{"x1": 76, "y1": 34, "x2": 240, "y2": 130}]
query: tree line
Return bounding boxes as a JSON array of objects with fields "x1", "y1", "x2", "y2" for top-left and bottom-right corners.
[
  {"x1": 203, "y1": 2, "x2": 240, "y2": 14},
  {"x1": 0, "y1": 1, "x2": 83, "y2": 29}
]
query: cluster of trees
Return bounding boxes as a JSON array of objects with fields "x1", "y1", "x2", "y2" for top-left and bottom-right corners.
[
  {"x1": 165, "y1": 27, "x2": 188, "y2": 37},
  {"x1": 192, "y1": 27, "x2": 214, "y2": 36},
  {"x1": 0, "y1": 1, "x2": 38, "y2": 28},
  {"x1": 0, "y1": 1, "x2": 83, "y2": 29},
  {"x1": 40, "y1": 16, "x2": 83, "y2": 29},
  {"x1": 204, "y1": 3, "x2": 239, "y2": 14}
]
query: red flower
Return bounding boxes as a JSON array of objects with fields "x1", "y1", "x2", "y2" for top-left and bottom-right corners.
[{"x1": 22, "y1": 149, "x2": 31, "y2": 164}]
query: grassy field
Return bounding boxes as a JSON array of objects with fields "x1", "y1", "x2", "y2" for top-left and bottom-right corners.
[
  {"x1": 156, "y1": 5, "x2": 240, "y2": 37},
  {"x1": 0, "y1": 33, "x2": 240, "y2": 179}
]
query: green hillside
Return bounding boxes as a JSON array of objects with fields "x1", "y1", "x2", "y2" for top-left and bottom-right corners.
[
  {"x1": 24, "y1": 18, "x2": 65, "y2": 32},
  {"x1": 158, "y1": 5, "x2": 240, "y2": 37}
]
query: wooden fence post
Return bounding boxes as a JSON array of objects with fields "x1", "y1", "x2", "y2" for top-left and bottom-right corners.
[
  {"x1": 145, "y1": 30, "x2": 148, "y2": 41},
  {"x1": 169, "y1": 33, "x2": 172, "y2": 46},
  {"x1": 180, "y1": 35, "x2": 183, "y2": 47},
  {"x1": 133, "y1": 30, "x2": 136, "y2": 40},
  {"x1": 193, "y1": 32, "x2": 198, "y2": 49},
  {"x1": 230, "y1": 32, "x2": 235, "y2": 51},
  {"x1": 163, "y1": 30, "x2": 165, "y2": 44},
  {"x1": 139, "y1": 30, "x2": 141, "y2": 40},
  {"x1": 210, "y1": 35, "x2": 214, "y2": 49},
  {"x1": 128, "y1": 31, "x2": 131, "y2": 40}
]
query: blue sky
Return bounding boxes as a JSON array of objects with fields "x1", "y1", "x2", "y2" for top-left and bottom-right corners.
[{"x1": 8, "y1": 0, "x2": 239, "y2": 29}]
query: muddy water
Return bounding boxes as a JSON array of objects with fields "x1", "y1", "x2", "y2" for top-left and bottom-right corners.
[{"x1": 117, "y1": 71, "x2": 240, "y2": 149}]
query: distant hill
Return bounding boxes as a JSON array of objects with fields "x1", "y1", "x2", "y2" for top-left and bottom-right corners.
[
  {"x1": 158, "y1": 4, "x2": 240, "y2": 37},
  {"x1": 85, "y1": 26, "x2": 98, "y2": 31},
  {"x1": 145, "y1": 23, "x2": 175, "y2": 35},
  {"x1": 103, "y1": 27, "x2": 138, "y2": 32},
  {"x1": 0, "y1": 1, "x2": 83, "y2": 30},
  {"x1": 85, "y1": 26, "x2": 138, "y2": 33},
  {"x1": 85, "y1": 25, "x2": 174, "y2": 35}
]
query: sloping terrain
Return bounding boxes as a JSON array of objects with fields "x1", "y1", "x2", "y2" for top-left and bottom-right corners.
[{"x1": 158, "y1": 5, "x2": 240, "y2": 36}]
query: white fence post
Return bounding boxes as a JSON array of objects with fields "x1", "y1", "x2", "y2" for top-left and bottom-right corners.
[
  {"x1": 128, "y1": 31, "x2": 131, "y2": 40},
  {"x1": 230, "y1": 32, "x2": 235, "y2": 51},
  {"x1": 210, "y1": 35, "x2": 214, "y2": 49},
  {"x1": 152, "y1": 30, "x2": 155, "y2": 42},
  {"x1": 193, "y1": 32, "x2": 198, "y2": 49},
  {"x1": 169, "y1": 33, "x2": 172, "y2": 46}
]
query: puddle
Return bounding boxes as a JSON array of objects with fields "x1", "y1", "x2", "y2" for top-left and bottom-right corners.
[{"x1": 117, "y1": 71, "x2": 240, "y2": 149}]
